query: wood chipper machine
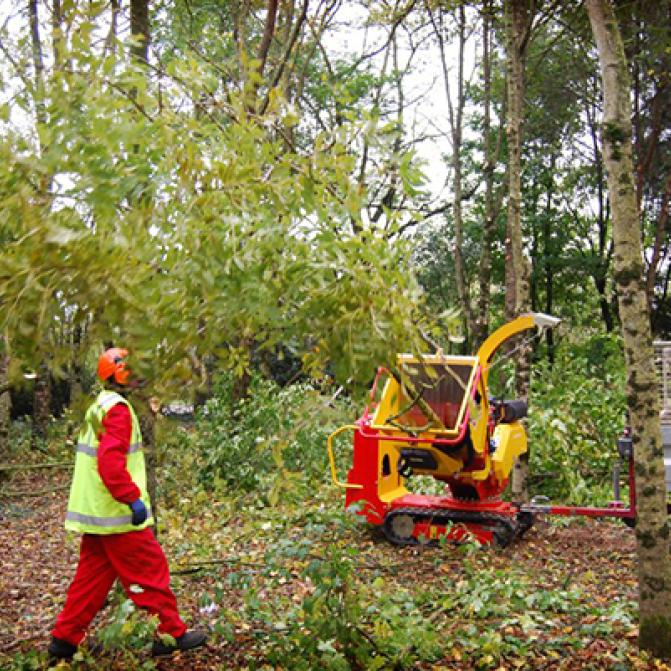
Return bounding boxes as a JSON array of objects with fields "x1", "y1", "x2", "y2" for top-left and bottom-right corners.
[{"x1": 327, "y1": 313, "x2": 561, "y2": 547}]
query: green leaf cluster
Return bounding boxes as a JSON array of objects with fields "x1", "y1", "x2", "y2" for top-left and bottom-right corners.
[
  {"x1": 190, "y1": 372, "x2": 356, "y2": 497},
  {"x1": 0, "y1": 25, "x2": 431, "y2": 395},
  {"x1": 527, "y1": 335, "x2": 627, "y2": 503}
]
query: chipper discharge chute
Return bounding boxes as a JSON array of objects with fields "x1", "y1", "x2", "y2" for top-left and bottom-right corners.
[{"x1": 327, "y1": 313, "x2": 561, "y2": 547}]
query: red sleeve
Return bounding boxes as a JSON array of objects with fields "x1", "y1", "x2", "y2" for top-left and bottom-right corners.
[{"x1": 97, "y1": 403, "x2": 142, "y2": 504}]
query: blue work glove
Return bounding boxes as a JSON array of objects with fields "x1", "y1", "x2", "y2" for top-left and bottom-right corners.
[{"x1": 129, "y1": 499, "x2": 148, "y2": 526}]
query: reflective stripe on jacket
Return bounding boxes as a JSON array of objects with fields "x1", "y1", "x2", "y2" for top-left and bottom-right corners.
[{"x1": 65, "y1": 390, "x2": 153, "y2": 534}]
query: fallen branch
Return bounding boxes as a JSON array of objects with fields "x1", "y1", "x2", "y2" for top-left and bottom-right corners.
[
  {"x1": 0, "y1": 484, "x2": 69, "y2": 497},
  {"x1": 389, "y1": 366, "x2": 446, "y2": 430},
  {"x1": 171, "y1": 557, "x2": 263, "y2": 575},
  {"x1": 172, "y1": 552, "x2": 413, "y2": 577},
  {"x1": 0, "y1": 461, "x2": 72, "y2": 472}
]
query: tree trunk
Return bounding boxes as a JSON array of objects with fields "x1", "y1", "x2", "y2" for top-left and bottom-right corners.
[
  {"x1": 33, "y1": 363, "x2": 51, "y2": 443},
  {"x1": 28, "y1": 0, "x2": 47, "y2": 134},
  {"x1": 69, "y1": 324, "x2": 85, "y2": 406},
  {"x1": 587, "y1": 0, "x2": 671, "y2": 657},
  {"x1": 474, "y1": 0, "x2": 496, "y2": 348},
  {"x1": 646, "y1": 173, "x2": 671, "y2": 307},
  {"x1": 232, "y1": 369, "x2": 252, "y2": 405},
  {"x1": 0, "y1": 337, "x2": 10, "y2": 466},
  {"x1": 504, "y1": 0, "x2": 533, "y2": 502},
  {"x1": 259, "y1": 0, "x2": 309, "y2": 116},
  {"x1": 51, "y1": 0, "x2": 63, "y2": 70},
  {"x1": 231, "y1": 336, "x2": 255, "y2": 405},
  {"x1": 257, "y1": 0, "x2": 279, "y2": 80},
  {"x1": 127, "y1": 5, "x2": 157, "y2": 525},
  {"x1": 130, "y1": 0, "x2": 150, "y2": 64},
  {"x1": 432, "y1": 4, "x2": 472, "y2": 343},
  {"x1": 543, "y1": 158, "x2": 557, "y2": 366},
  {"x1": 587, "y1": 102, "x2": 616, "y2": 333},
  {"x1": 191, "y1": 349, "x2": 213, "y2": 409},
  {"x1": 28, "y1": 0, "x2": 44, "y2": 86},
  {"x1": 239, "y1": 0, "x2": 279, "y2": 114},
  {"x1": 594, "y1": 270, "x2": 615, "y2": 332},
  {"x1": 104, "y1": 0, "x2": 121, "y2": 55}
]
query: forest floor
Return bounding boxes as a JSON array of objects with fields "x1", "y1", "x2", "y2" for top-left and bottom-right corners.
[{"x1": 1, "y1": 466, "x2": 670, "y2": 671}]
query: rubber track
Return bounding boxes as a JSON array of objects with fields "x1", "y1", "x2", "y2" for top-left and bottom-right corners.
[{"x1": 382, "y1": 506, "x2": 519, "y2": 547}]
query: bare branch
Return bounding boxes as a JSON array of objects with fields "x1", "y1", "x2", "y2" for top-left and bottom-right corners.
[
  {"x1": 257, "y1": 0, "x2": 280, "y2": 78},
  {"x1": 260, "y1": 0, "x2": 310, "y2": 115}
]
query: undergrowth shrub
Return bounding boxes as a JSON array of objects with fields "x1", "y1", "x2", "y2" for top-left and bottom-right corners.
[
  {"x1": 96, "y1": 596, "x2": 160, "y2": 662},
  {"x1": 526, "y1": 335, "x2": 626, "y2": 504},
  {"x1": 247, "y1": 537, "x2": 442, "y2": 670},
  {"x1": 235, "y1": 520, "x2": 636, "y2": 671},
  {"x1": 191, "y1": 374, "x2": 356, "y2": 500}
]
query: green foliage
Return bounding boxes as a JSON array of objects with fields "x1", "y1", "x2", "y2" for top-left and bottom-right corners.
[
  {"x1": 97, "y1": 597, "x2": 159, "y2": 653},
  {"x1": 193, "y1": 373, "x2": 356, "y2": 499},
  {"x1": 1, "y1": 651, "x2": 42, "y2": 671},
  {"x1": 0, "y1": 8, "x2": 432, "y2": 397},
  {"x1": 245, "y1": 533, "x2": 443, "y2": 671},
  {"x1": 527, "y1": 335, "x2": 627, "y2": 503},
  {"x1": 260, "y1": 543, "x2": 373, "y2": 670},
  {"x1": 232, "y1": 518, "x2": 636, "y2": 670},
  {"x1": 6, "y1": 419, "x2": 36, "y2": 456}
]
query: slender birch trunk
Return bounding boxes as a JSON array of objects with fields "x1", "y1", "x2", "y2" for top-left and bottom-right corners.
[
  {"x1": 504, "y1": 0, "x2": 533, "y2": 501},
  {"x1": 474, "y1": 0, "x2": 496, "y2": 348},
  {"x1": 435, "y1": 5, "x2": 473, "y2": 342},
  {"x1": 587, "y1": 0, "x2": 671, "y2": 657}
]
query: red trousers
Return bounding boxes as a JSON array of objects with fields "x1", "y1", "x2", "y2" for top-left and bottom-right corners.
[{"x1": 52, "y1": 529, "x2": 187, "y2": 646}]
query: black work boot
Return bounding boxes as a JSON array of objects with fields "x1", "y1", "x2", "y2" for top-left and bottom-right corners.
[
  {"x1": 47, "y1": 636, "x2": 77, "y2": 660},
  {"x1": 152, "y1": 629, "x2": 207, "y2": 656}
]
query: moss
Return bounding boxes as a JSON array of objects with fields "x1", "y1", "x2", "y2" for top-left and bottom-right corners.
[
  {"x1": 635, "y1": 462, "x2": 647, "y2": 477},
  {"x1": 639, "y1": 615, "x2": 671, "y2": 658},
  {"x1": 613, "y1": 266, "x2": 644, "y2": 285},
  {"x1": 603, "y1": 121, "x2": 628, "y2": 144},
  {"x1": 637, "y1": 529, "x2": 657, "y2": 549},
  {"x1": 602, "y1": 121, "x2": 630, "y2": 161},
  {"x1": 643, "y1": 575, "x2": 667, "y2": 592}
]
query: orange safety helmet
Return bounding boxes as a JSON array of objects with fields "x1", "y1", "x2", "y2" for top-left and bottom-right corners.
[{"x1": 97, "y1": 348, "x2": 130, "y2": 385}]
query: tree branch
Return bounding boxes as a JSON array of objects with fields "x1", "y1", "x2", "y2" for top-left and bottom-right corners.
[
  {"x1": 260, "y1": 0, "x2": 309, "y2": 115},
  {"x1": 257, "y1": 0, "x2": 279, "y2": 79}
]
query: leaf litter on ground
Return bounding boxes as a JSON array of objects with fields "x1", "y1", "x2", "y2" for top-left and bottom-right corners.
[{"x1": 1, "y1": 465, "x2": 670, "y2": 670}]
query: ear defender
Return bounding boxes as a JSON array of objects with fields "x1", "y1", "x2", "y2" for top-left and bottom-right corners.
[
  {"x1": 113, "y1": 359, "x2": 130, "y2": 385},
  {"x1": 97, "y1": 348, "x2": 130, "y2": 385}
]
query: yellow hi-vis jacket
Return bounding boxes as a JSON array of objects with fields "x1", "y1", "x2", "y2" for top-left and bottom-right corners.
[{"x1": 65, "y1": 390, "x2": 153, "y2": 534}]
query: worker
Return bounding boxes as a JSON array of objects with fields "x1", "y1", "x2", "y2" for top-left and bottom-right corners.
[{"x1": 48, "y1": 348, "x2": 207, "y2": 661}]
